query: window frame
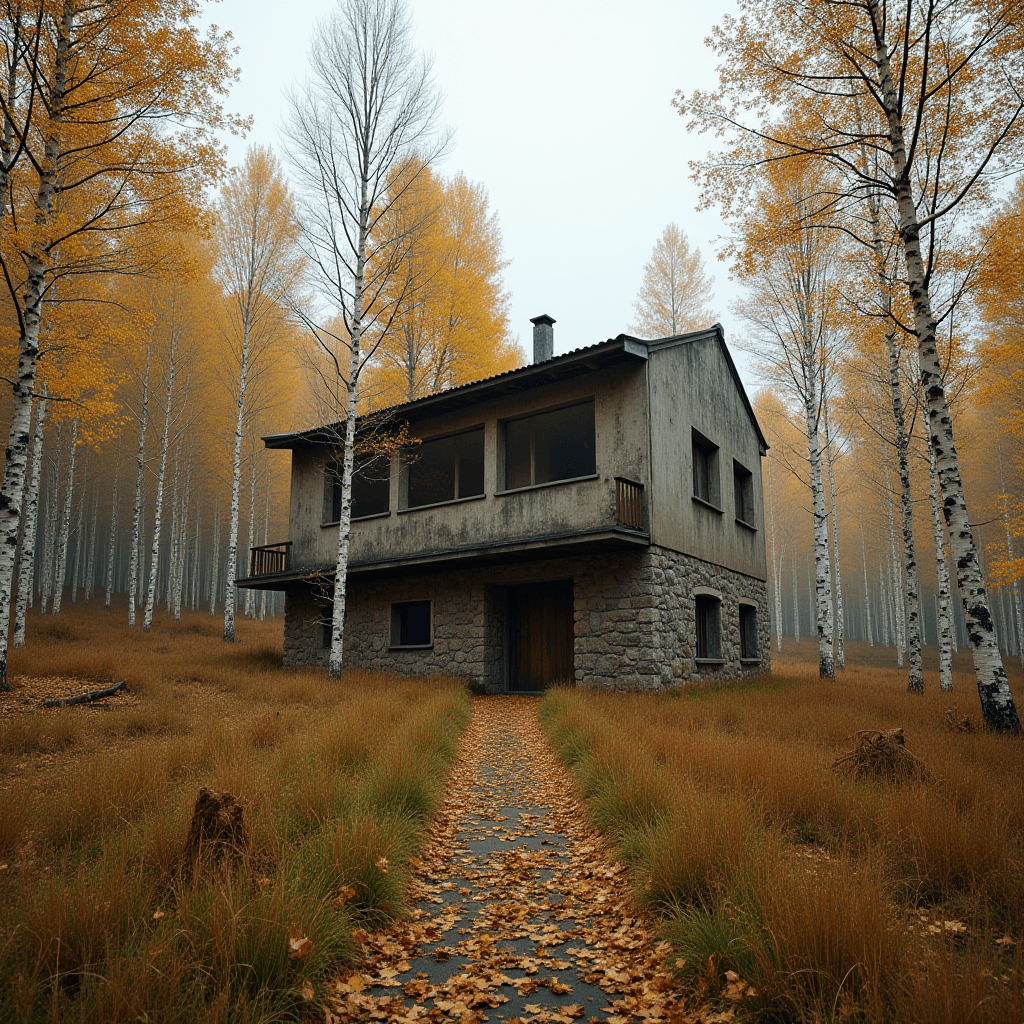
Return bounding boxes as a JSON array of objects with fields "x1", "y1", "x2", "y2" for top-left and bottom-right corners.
[
  {"x1": 739, "y1": 602, "x2": 759, "y2": 662},
  {"x1": 691, "y1": 428, "x2": 722, "y2": 511},
  {"x1": 400, "y1": 425, "x2": 486, "y2": 512},
  {"x1": 733, "y1": 459, "x2": 756, "y2": 529},
  {"x1": 499, "y1": 398, "x2": 597, "y2": 493},
  {"x1": 322, "y1": 453, "x2": 392, "y2": 525},
  {"x1": 389, "y1": 599, "x2": 433, "y2": 649},
  {"x1": 694, "y1": 592, "x2": 723, "y2": 662}
]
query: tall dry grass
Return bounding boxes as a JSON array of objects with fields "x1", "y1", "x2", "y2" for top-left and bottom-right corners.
[
  {"x1": 0, "y1": 604, "x2": 469, "y2": 1023},
  {"x1": 541, "y1": 648, "x2": 1024, "y2": 1022}
]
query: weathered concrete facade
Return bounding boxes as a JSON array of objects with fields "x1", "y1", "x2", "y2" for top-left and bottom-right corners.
[
  {"x1": 282, "y1": 545, "x2": 770, "y2": 691},
  {"x1": 249, "y1": 323, "x2": 773, "y2": 691}
]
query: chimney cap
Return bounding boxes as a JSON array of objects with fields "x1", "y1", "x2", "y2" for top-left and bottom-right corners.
[{"x1": 530, "y1": 314, "x2": 556, "y2": 327}]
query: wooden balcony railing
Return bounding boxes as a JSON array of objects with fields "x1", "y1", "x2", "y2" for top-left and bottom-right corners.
[
  {"x1": 250, "y1": 542, "x2": 292, "y2": 577},
  {"x1": 615, "y1": 477, "x2": 645, "y2": 530}
]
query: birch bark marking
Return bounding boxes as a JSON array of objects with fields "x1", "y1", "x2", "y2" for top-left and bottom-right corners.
[
  {"x1": 223, "y1": 318, "x2": 250, "y2": 643},
  {"x1": 860, "y1": 525, "x2": 873, "y2": 647},
  {"x1": 803, "y1": 385, "x2": 834, "y2": 678},
  {"x1": 105, "y1": 463, "x2": 119, "y2": 608},
  {"x1": 13, "y1": 393, "x2": 46, "y2": 647},
  {"x1": 928, "y1": 431, "x2": 954, "y2": 692},
  {"x1": 52, "y1": 419, "x2": 78, "y2": 616},
  {"x1": 128, "y1": 344, "x2": 152, "y2": 626},
  {"x1": 822, "y1": 403, "x2": 844, "y2": 668},
  {"x1": 867, "y1": 0, "x2": 1019, "y2": 731},
  {"x1": 0, "y1": 3, "x2": 71, "y2": 687},
  {"x1": 144, "y1": 334, "x2": 177, "y2": 632}
]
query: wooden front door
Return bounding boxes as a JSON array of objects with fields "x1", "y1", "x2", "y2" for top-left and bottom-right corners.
[{"x1": 508, "y1": 580, "x2": 574, "y2": 691}]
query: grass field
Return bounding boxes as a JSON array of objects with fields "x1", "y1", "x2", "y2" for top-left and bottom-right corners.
[
  {"x1": 0, "y1": 604, "x2": 469, "y2": 1023},
  {"x1": 541, "y1": 638, "x2": 1024, "y2": 1022}
]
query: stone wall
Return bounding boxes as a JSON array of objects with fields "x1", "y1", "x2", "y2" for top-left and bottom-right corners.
[{"x1": 282, "y1": 545, "x2": 771, "y2": 690}]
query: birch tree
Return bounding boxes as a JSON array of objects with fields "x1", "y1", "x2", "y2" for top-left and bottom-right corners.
[
  {"x1": 683, "y1": 0, "x2": 1023, "y2": 730},
  {"x1": 216, "y1": 145, "x2": 302, "y2": 643},
  {"x1": 284, "y1": 0, "x2": 447, "y2": 678},
  {"x1": 13, "y1": 391, "x2": 44, "y2": 646},
  {"x1": 731, "y1": 157, "x2": 840, "y2": 678},
  {"x1": 0, "y1": 2, "x2": 241, "y2": 689},
  {"x1": 127, "y1": 343, "x2": 152, "y2": 627}
]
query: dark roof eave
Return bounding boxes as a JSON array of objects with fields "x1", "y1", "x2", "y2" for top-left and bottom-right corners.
[{"x1": 262, "y1": 336, "x2": 648, "y2": 450}]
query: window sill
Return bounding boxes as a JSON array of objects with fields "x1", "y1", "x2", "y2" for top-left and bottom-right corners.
[
  {"x1": 735, "y1": 518, "x2": 758, "y2": 532},
  {"x1": 694, "y1": 657, "x2": 725, "y2": 665},
  {"x1": 321, "y1": 511, "x2": 391, "y2": 527},
  {"x1": 398, "y1": 493, "x2": 486, "y2": 515},
  {"x1": 496, "y1": 473, "x2": 599, "y2": 496},
  {"x1": 740, "y1": 657, "x2": 760, "y2": 664},
  {"x1": 692, "y1": 495, "x2": 724, "y2": 514},
  {"x1": 388, "y1": 644, "x2": 433, "y2": 651}
]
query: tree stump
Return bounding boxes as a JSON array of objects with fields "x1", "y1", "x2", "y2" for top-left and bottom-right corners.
[{"x1": 182, "y1": 787, "x2": 249, "y2": 876}]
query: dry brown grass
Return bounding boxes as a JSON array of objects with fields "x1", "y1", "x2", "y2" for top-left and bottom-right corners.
[
  {"x1": 0, "y1": 602, "x2": 469, "y2": 1023},
  {"x1": 541, "y1": 638, "x2": 1024, "y2": 1022}
]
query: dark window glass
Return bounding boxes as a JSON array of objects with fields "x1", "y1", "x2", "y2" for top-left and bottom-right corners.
[
  {"x1": 505, "y1": 402, "x2": 596, "y2": 490},
  {"x1": 322, "y1": 621, "x2": 332, "y2": 649},
  {"x1": 695, "y1": 595, "x2": 721, "y2": 660},
  {"x1": 733, "y1": 461, "x2": 754, "y2": 525},
  {"x1": 692, "y1": 430, "x2": 719, "y2": 506},
  {"x1": 324, "y1": 454, "x2": 391, "y2": 522},
  {"x1": 740, "y1": 604, "x2": 758, "y2": 659},
  {"x1": 407, "y1": 428, "x2": 484, "y2": 509},
  {"x1": 391, "y1": 600, "x2": 431, "y2": 646}
]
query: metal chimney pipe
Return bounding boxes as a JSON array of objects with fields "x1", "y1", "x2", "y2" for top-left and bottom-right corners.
[{"x1": 530, "y1": 314, "x2": 555, "y2": 364}]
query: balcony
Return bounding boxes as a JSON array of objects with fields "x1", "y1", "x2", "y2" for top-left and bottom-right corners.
[
  {"x1": 249, "y1": 542, "x2": 292, "y2": 577},
  {"x1": 615, "y1": 477, "x2": 644, "y2": 530}
]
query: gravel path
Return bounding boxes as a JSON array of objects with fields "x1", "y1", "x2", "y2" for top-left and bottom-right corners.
[{"x1": 329, "y1": 695, "x2": 691, "y2": 1024}]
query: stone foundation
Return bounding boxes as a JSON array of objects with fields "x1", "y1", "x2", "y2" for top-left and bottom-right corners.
[{"x1": 282, "y1": 545, "x2": 771, "y2": 691}]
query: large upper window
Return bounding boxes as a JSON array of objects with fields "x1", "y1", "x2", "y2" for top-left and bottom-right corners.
[
  {"x1": 505, "y1": 400, "x2": 596, "y2": 490},
  {"x1": 692, "y1": 428, "x2": 720, "y2": 507},
  {"x1": 406, "y1": 428, "x2": 485, "y2": 509},
  {"x1": 324, "y1": 453, "x2": 391, "y2": 523},
  {"x1": 733, "y1": 460, "x2": 755, "y2": 526}
]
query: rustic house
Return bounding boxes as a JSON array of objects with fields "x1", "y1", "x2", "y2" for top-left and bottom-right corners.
[{"x1": 237, "y1": 316, "x2": 770, "y2": 691}]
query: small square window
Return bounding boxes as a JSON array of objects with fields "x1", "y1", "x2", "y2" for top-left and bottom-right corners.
[
  {"x1": 695, "y1": 595, "x2": 721, "y2": 660},
  {"x1": 692, "y1": 429, "x2": 720, "y2": 507},
  {"x1": 740, "y1": 604, "x2": 758, "y2": 659},
  {"x1": 390, "y1": 600, "x2": 432, "y2": 647},
  {"x1": 733, "y1": 461, "x2": 755, "y2": 526}
]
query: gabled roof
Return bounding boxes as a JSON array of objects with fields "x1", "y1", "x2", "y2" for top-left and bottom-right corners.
[{"x1": 263, "y1": 323, "x2": 768, "y2": 454}]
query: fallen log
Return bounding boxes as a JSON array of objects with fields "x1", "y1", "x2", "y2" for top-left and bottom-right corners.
[{"x1": 42, "y1": 680, "x2": 126, "y2": 708}]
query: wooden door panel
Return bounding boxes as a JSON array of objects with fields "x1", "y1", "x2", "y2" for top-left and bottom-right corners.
[{"x1": 508, "y1": 580, "x2": 573, "y2": 691}]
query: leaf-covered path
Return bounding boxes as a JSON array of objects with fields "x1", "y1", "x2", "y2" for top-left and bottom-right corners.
[{"x1": 328, "y1": 695, "x2": 695, "y2": 1024}]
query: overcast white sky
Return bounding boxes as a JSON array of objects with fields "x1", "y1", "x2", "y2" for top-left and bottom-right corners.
[{"x1": 206, "y1": 0, "x2": 752, "y2": 383}]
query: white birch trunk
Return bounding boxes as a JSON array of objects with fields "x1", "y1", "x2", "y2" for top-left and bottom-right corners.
[
  {"x1": 174, "y1": 455, "x2": 191, "y2": 620},
  {"x1": 144, "y1": 339, "x2": 177, "y2": 631},
  {"x1": 128, "y1": 345, "x2": 152, "y2": 626},
  {"x1": 823, "y1": 405, "x2": 844, "y2": 668},
  {"x1": 71, "y1": 458, "x2": 88, "y2": 605},
  {"x1": 927, "y1": 431, "x2": 954, "y2": 691},
  {"x1": 223, "y1": 327, "x2": 251, "y2": 642},
  {"x1": 869, "y1": 0, "x2": 1020, "y2": 730},
  {"x1": 85, "y1": 489, "x2": 98, "y2": 602},
  {"x1": 792, "y1": 558, "x2": 800, "y2": 644},
  {"x1": 210, "y1": 505, "x2": 220, "y2": 616},
  {"x1": 166, "y1": 446, "x2": 180, "y2": 611},
  {"x1": 13, "y1": 394, "x2": 46, "y2": 646},
  {"x1": 860, "y1": 526, "x2": 873, "y2": 647},
  {"x1": 105, "y1": 464, "x2": 119, "y2": 608},
  {"x1": 190, "y1": 491, "x2": 202, "y2": 611},
  {"x1": 39, "y1": 426, "x2": 60, "y2": 616},
  {"x1": 244, "y1": 457, "x2": 257, "y2": 618},
  {"x1": 52, "y1": 419, "x2": 78, "y2": 616},
  {"x1": 767, "y1": 459, "x2": 784, "y2": 653},
  {"x1": 0, "y1": 7, "x2": 69, "y2": 686}
]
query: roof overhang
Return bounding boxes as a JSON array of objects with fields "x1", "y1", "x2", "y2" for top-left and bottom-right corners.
[{"x1": 262, "y1": 336, "x2": 649, "y2": 451}]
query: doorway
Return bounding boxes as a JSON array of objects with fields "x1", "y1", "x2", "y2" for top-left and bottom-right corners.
[{"x1": 507, "y1": 579, "x2": 574, "y2": 691}]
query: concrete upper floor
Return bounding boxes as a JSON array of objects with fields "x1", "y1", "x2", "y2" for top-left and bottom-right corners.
[{"x1": 250, "y1": 322, "x2": 768, "y2": 585}]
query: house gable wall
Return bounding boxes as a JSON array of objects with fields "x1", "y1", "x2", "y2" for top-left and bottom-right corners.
[{"x1": 646, "y1": 335, "x2": 767, "y2": 581}]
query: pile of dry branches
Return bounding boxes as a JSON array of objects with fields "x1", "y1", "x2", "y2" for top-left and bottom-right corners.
[{"x1": 831, "y1": 728, "x2": 933, "y2": 785}]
